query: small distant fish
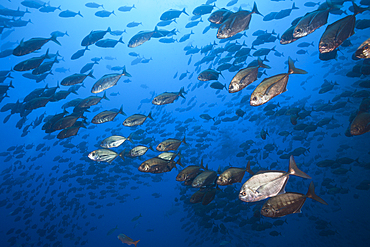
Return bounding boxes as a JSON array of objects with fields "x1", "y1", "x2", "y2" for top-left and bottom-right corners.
[
  {"x1": 59, "y1": 10, "x2": 83, "y2": 18},
  {"x1": 95, "y1": 10, "x2": 115, "y2": 18},
  {"x1": 118, "y1": 5, "x2": 136, "y2": 12},
  {"x1": 117, "y1": 234, "x2": 140, "y2": 247}
]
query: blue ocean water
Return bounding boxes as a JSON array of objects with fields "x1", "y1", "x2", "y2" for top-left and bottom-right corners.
[{"x1": 0, "y1": 0, "x2": 370, "y2": 246}]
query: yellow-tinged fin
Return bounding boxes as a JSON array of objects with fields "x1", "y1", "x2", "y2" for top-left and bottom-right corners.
[
  {"x1": 288, "y1": 155, "x2": 311, "y2": 179},
  {"x1": 307, "y1": 181, "x2": 328, "y2": 205},
  {"x1": 118, "y1": 150, "x2": 125, "y2": 160},
  {"x1": 288, "y1": 57, "x2": 307, "y2": 75},
  {"x1": 133, "y1": 240, "x2": 140, "y2": 247}
]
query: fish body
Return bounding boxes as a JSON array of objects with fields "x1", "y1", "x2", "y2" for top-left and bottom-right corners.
[
  {"x1": 76, "y1": 92, "x2": 108, "y2": 108},
  {"x1": 14, "y1": 49, "x2": 49, "y2": 72},
  {"x1": 190, "y1": 190, "x2": 206, "y2": 203},
  {"x1": 208, "y1": 8, "x2": 233, "y2": 24},
  {"x1": 176, "y1": 164, "x2": 203, "y2": 182},
  {"x1": 229, "y1": 58, "x2": 270, "y2": 93},
  {"x1": 88, "y1": 149, "x2": 124, "y2": 163},
  {"x1": 193, "y1": 4, "x2": 215, "y2": 16},
  {"x1": 123, "y1": 112, "x2": 153, "y2": 127},
  {"x1": 128, "y1": 30, "x2": 154, "y2": 48},
  {"x1": 61, "y1": 70, "x2": 94, "y2": 86},
  {"x1": 117, "y1": 234, "x2": 140, "y2": 247},
  {"x1": 92, "y1": 106, "x2": 125, "y2": 124},
  {"x1": 138, "y1": 155, "x2": 181, "y2": 173},
  {"x1": 350, "y1": 111, "x2": 370, "y2": 136},
  {"x1": 198, "y1": 69, "x2": 222, "y2": 81},
  {"x1": 152, "y1": 87, "x2": 186, "y2": 105},
  {"x1": 59, "y1": 10, "x2": 83, "y2": 18},
  {"x1": 355, "y1": 37, "x2": 370, "y2": 59},
  {"x1": 13, "y1": 35, "x2": 60, "y2": 56},
  {"x1": 192, "y1": 170, "x2": 218, "y2": 188},
  {"x1": 91, "y1": 67, "x2": 131, "y2": 93},
  {"x1": 261, "y1": 182, "x2": 328, "y2": 217},
  {"x1": 217, "y1": 161, "x2": 252, "y2": 185},
  {"x1": 239, "y1": 156, "x2": 311, "y2": 202},
  {"x1": 156, "y1": 137, "x2": 186, "y2": 151},
  {"x1": 130, "y1": 145, "x2": 153, "y2": 157},
  {"x1": 95, "y1": 37, "x2": 124, "y2": 48},
  {"x1": 160, "y1": 8, "x2": 188, "y2": 21},
  {"x1": 250, "y1": 57, "x2": 307, "y2": 106},
  {"x1": 101, "y1": 135, "x2": 133, "y2": 148},
  {"x1": 81, "y1": 27, "x2": 111, "y2": 46},
  {"x1": 293, "y1": 9, "x2": 329, "y2": 38}
]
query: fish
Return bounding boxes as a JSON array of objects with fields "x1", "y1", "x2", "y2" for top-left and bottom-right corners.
[
  {"x1": 128, "y1": 29, "x2": 157, "y2": 48},
  {"x1": 91, "y1": 106, "x2": 126, "y2": 124},
  {"x1": 202, "y1": 188, "x2": 217, "y2": 205},
  {"x1": 81, "y1": 27, "x2": 111, "y2": 46},
  {"x1": 71, "y1": 47, "x2": 89, "y2": 60},
  {"x1": 192, "y1": 168, "x2": 218, "y2": 188},
  {"x1": 117, "y1": 233, "x2": 140, "y2": 247},
  {"x1": 138, "y1": 153, "x2": 182, "y2": 173},
  {"x1": 198, "y1": 69, "x2": 223, "y2": 81},
  {"x1": 95, "y1": 37, "x2": 124, "y2": 48},
  {"x1": 61, "y1": 70, "x2": 95, "y2": 86},
  {"x1": 100, "y1": 134, "x2": 134, "y2": 148},
  {"x1": 239, "y1": 155, "x2": 311, "y2": 202},
  {"x1": 160, "y1": 8, "x2": 188, "y2": 21},
  {"x1": 91, "y1": 67, "x2": 131, "y2": 94},
  {"x1": 319, "y1": 3, "x2": 368, "y2": 53},
  {"x1": 95, "y1": 10, "x2": 115, "y2": 18},
  {"x1": 118, "y1": 5, "x2": 136, "y2": 12},
  {"x1": 355, "y1": 37, "x2": 370, "y2": 59},
  {"x1": 13, "y1": 49, "x2": 50, "y2": 72},
  {"x1": 250, "y1": 57, "x2": 307, "y2": 106},
  {"x1": 156, "y1": 137, "x2": 186, "y2": 152},
  {"x1": 176, "y1": 159, "x2": 204, "y2": 182},
  {"x1": 127, "y1": 22, "x2": 142, "y2": 28},
  {"x1": 193, "y1": 4, "x2": 216, "y2": 16},
  {"x1": 261, "y1": 182, "x2": 328, "y2": 218},
  {"x1": 129, "y1": 145, "x2": 154, "y2": 157},
  {"x1": 190, "y1": 190, "x2": 206, "y2": 203},
  {"x1": 152, "y1": 87, "x2": 186, "y2": 105},
  {"x1": 350, "y1": 111, "x2": 370, "y2": 136},
  {"x1": 59, "y1": 10, "x2": 83, "y2": 18},
  {"x1": 123, "y1": 112, "x2": 153, "y2": 127},
  {"x1": 85, "y1": 2, "x2": 104, "y2": 9},
  {"x1": 75, "y1": 92, "x2": 109, "y2": 109},
  {"x1": 293, "y1": 8, "x2": 330, "y2": 39},
  {"x1": 217, "y1": 2, "x2": 262, "y2": 39},
  {"x1": 217, "y1": 161, "x2": 253, "y2": 186},
  {"x1": 13, "y1": 34, "x2": 60, "y2": 56},
  {"x1": 229, "y1": 58, "x2": 270, "y2": 93},
  {"x1": 107, "y1": 225, "x2": 118, "y2": 236},
  {"x1": 88, "y1": 149, "x2": 125, "y2": 163}
]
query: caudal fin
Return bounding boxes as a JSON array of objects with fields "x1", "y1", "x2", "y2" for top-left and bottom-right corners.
[
  {"x1": 288, "y1": 57, "x2": 307, "y2": 75},
  {"x1": 288, "y1": 155, "x2": 311, "y2": 179},
  {"x1": 246, "y1": 160, "x2": 255, "y2": 175},
  {"x1": 306, "y1": 181, "x2": 328, "y2": 205},
  {"x1": 133, "y1": 240, "x2": 140, "y2": 247},
  {"x1": 50, "y1": 34, "x2": 61, "y2": 46},
  {"x1": 252, "y1": 2, "x2": 263, "y2": 16},
  {"x1": 257, "y1": 57, "x2": 271, "y2": 69}
]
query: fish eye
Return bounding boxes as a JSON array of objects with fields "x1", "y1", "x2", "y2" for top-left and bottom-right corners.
[
  {"x1": 296, "y1": 28, "x2": 302, "y2": 33},
  {"x1": 252, "y1": 96, "x2": 257, "y2": 101},
  {"x1": 264, "y1": 209, "x2": 269, "y2": 213},
  {"x1": 241, "y1": 191, "x2": 246, "y2": 196},
  {"x1": 321, "y1": 43, "x2": 328, "y2": 48}
]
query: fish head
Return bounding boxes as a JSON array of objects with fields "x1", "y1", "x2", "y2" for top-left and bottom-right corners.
[
  {"x1": 138, "y1": 162, "x2": 150, "y2": 172},
  {"x1": 216, "y1": 174, "x2": 230, "y2": 186},
  {"x1": 88, "y1": 151, "x2": 98, "y2": 161},
  {"x1": 191, "y1": 178, "x2": 201, "y2": 188},
  {"x1": 250, "y1": 92, "x2": 269, "y2": 106},
  {"x1": 355, "y1": 44, "x2": 370, "y2": 59},
  {"x1": 156, "y1": 143, "x2": 165, "y2": 151},
  {"x1": 260, "y1": 202, "x2": 277, "y2": 217},
  {"x1": 239, "y1": 186, "x2": 263, "y2": 202},
  {"x1": 228, "y1": 81, "x2": 241, "y2": 93},
  {"x1": 319, "y1": 39, "x2": 335, "y2": 54},
  {"x1": 176, "y1": 172, "x2": 186, "y2": 181}
]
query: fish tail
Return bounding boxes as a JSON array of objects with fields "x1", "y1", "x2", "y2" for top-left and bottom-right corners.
[
  {"x1": 246, "y1": 160, "x2": 254, "y2": 175},
  {"x1": 78, "y1": 11, "x2": 83, "y2": 17},
  {"x1": 133, "y1": 240, "x2": 140, "y2": 247},
  {"x1": 307, "y1": 181, "x2": 328, "y2": 205},
  {"x1": 147, "y1": 111, "x2": 154, "y2": 120},
  {"x1": 182, "y1": 136, "x2": 187, "y2": 145},
  {"x1": 257, "y1": 57, "x2": 271, "y2": 69},
  {"x1": 103, "y1": 91, "x2": 110, "y2": 101},
  {"x1": 179, "y1": 87, "x2": 186, "y2": 98},
  {"x1": 292, "y1": 2, "x2": 299, "y2": 10},
  {"x1": 118, "y1": 37, "x2": 124, "y2": 44},
  {"x1": 352, "y1": 1, "x2": 368, "y2": 15},
  {"x1": 118, "y1": 150, "x2": 125, "y2": 161},
  {"x1": 87, "y1": 69, "x2": 95, "y2": 79},
  {"x1": 288, "y1": 155, "x2": 311, "y2": 179},
  {"x1": 288, "y1": 57, "x2": 307, "y2": 75},
  {"x1": 122, "y1": 66, "x2": 132, "y2": 77},
  {"x1": 127, "y1": 133, "x2": 134, "y2": 144},
  {"x1": 176, "y1": 157, "x2": 184, "y2": 168},
  {"x1": 118, "y1": 105, "x2": 126, "y2": 115},
  {"x1": 149, "y1": 145, "x2": 154, "y2": 151},
  {"x1": 50, "y1": 33, "x2": 61, "y2": 46},
  {"x1": 182, "y1": 8, "x2": 189, "y2": 16},
  {"x1": 252, "y1": 2, "x2": 263, "y2": 16},
  {"x1": 9, "y1": 81, "x2": 14, "y2": 88}
]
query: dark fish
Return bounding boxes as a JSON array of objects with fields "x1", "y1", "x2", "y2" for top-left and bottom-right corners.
[
  {"x1": 95, "y1": 10, "x2": 115, "y2": 18},
  {"x1": 95, "y1": 37, "x2": 124, "y2": 48},
  {"x1": 217, "y1": 2, "x2": 262, "y2": 39},
  {"x1": 198, "y1": 69, "x2": 223, "y2": 81},
  {"x1": 280, "y1": 24, "x2": 301, "y2": 45},
  {"x1": 127, "y1": 21, "x2": 142, "y2": 28},
  {"x1": 229, "y1": 58, "x2": 270, "y2": 93},
  {"x1": 118, "y1": 5, "x2": 136, "y2": 12},
  {"x1": 61, "y1": 70, "x2": 95, "y2": 86},
  {"x1": 319, "y1": 3, "x2": 368, "y2": 53},
  {"x1": 217, "y1": 161, "x2": 251, "y2": 186},
  {"x1": 128, "y1": 27, "x2": 160, "y2": 48},
  {"x1": 92, "y1": 106, "x2": 126, "y2": 124},
  {"x1": 123, "y1": 112, "x2": 153, "y2": 127},
  {"x1": 160, "y1": 8, "x2": 188, "y2": 21},
  {"x1": 192, "y1": 4, "x2": 216, "y2": 16},
  {"x1": 293, "y1": 8, "x2": 330, "y2": 39},
  {"x1": 59, "y1": 10, "x2": 83, "y2": 18},
  {"x1": 152, "y1": 87, "x2": 186, "y2": 105},
  {"x1": 13, "y1": 34, "x2": 60, "y2": 56},
  {"x1": 14, "y1": 49, "x2": 50, "y2": 72},
  {"x1": 208, "y1": 8, "x2": 233, "y2": 24},
  {"x1": 250, "y1": 57, "x2": 307, "y2": 106},
  {"x1": 71, "y1": 47, "x2": 89, "y2": 60},
  {"x1": 91, "y1": 67, "x2": 131, "y2": 93},
  {"x1": 261, "y1": 182, "x2": 328, "y2": 217},
  {"x1": 85, "y1": 2, "x2": 104, "y2": 9},
  {"x1": 81, "y1": 27, "x2": 111, "y2": 46}
]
